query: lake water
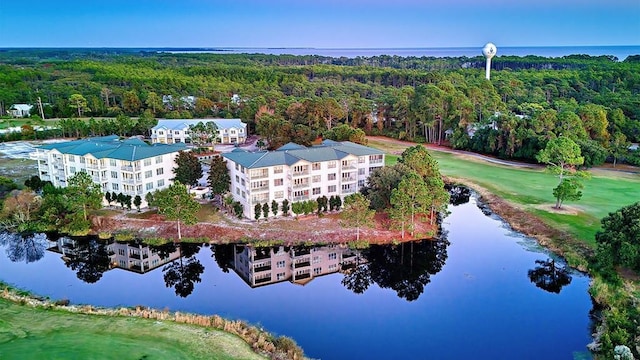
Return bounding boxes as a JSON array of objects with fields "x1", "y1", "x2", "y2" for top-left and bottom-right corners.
[
  {"x1": 0, "y1": 194, "x2": 593, "y2": 360},
  {"x1": 166, "y1": 45, "x2": 640, "y2": 61}
]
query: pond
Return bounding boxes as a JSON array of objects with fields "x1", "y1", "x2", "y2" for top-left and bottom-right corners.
[{"x1": 0, "y1": 192, "x2": 593, "y2": 360}]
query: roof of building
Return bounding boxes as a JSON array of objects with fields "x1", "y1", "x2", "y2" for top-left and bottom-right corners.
[
  {"x1": 222, "y1": 140, "x2": 383, "y2": 169},
  {"x1": 36, "y1": 135, "x2": 186, "y2": 161},
  {"x1": 10, "y1": 104, "x2": 33, "y2": 111},
  {"x1": 152, "y1": 119, "x2": 246, "y2": 131}
]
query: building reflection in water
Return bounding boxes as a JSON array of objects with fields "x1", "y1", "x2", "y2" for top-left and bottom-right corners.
[
  {"x1": 231, "y1": 243, "x2": 361, "y2": 287},
  {"x1": 49, "y1": 237, "x2": 181, "y2": 275}
]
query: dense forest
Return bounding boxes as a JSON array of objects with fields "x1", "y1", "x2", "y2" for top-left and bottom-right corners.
[{"x1": 1, "y1": 48, "x2": 639, "y2": 165}]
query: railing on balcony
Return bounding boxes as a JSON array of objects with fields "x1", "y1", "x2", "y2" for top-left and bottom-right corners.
[
  {"x1": 292, "y1": 170, "x2": 310, "y2": 177},
  {"x1": 250, "y1": 171, "x2": 269, "y2": 180},
  {"x1": 122, "y1": 178, "x2": 140, "y2": 185},
  {"x1": 255, "y1": 276, "x2": 272, "y2": 284},
  {"x1": 292, "y1": 195, "x2": 309, "y2": 202},
  {"x1": 251, "y1": 185, "x2": 269, "y2": 192},
  {"x1": 86, "y1": 163, "x2": 105, "y2": 170},
  {"x1": 292, "y1": 182, "x2": 309, "y2": 189},
  {"x1": 129, "y1": 252, "x2": 149, "y2": 260},
  {"x1": 370, "y1": 159, "x2": 384, "y2": 164},
  {"x1": 254, "y1": 264, "x2": 272, "y2": 272},
  {"x1": 295, "y1": 272, "x2": 311, "y2": 280},
  {"x1": 341, "y1": 176, "x2": 357, "y2": 183},
  {"x1": 121, "y1": 165, "x2": 141, "y2": 172},
  {"x1": 293, "y1": 260, "x2": 311, "y2": 268}
]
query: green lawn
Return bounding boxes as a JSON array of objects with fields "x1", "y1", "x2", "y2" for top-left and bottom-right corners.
[
  {"x1": 0, "y1": 298, "x2": 265, "y2": 360},
  {"x1": 376, "y1": 141, "x2": 640, "y2": 246}
]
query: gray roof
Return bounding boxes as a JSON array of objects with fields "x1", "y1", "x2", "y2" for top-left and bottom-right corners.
[
  {"x1": 37, "y1": 135, "x2": 186, "y2": 161},
  {"x1": 222, "y1": 140, "x2": 383, "y2": 169},
  {"x1": 152, "y1": 119, "x2": 246, "y2": 131}
]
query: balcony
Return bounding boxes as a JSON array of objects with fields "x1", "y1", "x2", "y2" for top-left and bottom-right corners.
[
  {"x1": 255, "y1": 276, "x2": 272, "y2": 285},
  {"x1": 129, "y1": 252, "x2": 149, "y2": 260},
  {"x1": 121, "y1": 165, "x2": 141, "y2": 172},
  {"x1": 341, "y1": 176, "x2": 357, "y2": 183},
  {"x1": 250, "y1": 171, "x2": 269, "y2": 180},
  {"x1": 293, "y1": 260, "x2": 310, "y2": 268},
  {"x1": 254, "y1": 264, "x2": 272, "y2": 272},
  {"x1": 342, "y1": 163, "x2": 357, "y2": 170},
  {"x1": 370, "y1": 159, "x2": 384, "y2": 164},
  {"x1": 122, "y1": 178, "x2": 140, "y2": 185},
  {"x1": 292, "y1": 195, "x2": 309, "y2": 202},
  {"x1": 86, "y1": 163, "x2": 106, "y2": 170},
  {"x1": 294, "y1": 272, "x2": 311, "y2": 280},
  {"x1": 30, "y1": 152, "x2": 47, "y2": 161},
  {"x1": 292, "y1": 182, "x2": 309, "y2": 189},
  {"x1": 251, "y1": 185, "x2": 269, "y2": 192}
]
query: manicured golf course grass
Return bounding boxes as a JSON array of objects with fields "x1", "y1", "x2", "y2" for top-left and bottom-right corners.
[
  {"x1": 0, "y1": 298, "x2": 265, "y2": 360},
  {"x1": 369, "y1": 137, "x2": 640, "y2": 246}
]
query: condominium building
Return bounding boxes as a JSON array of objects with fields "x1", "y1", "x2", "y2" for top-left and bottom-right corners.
[
  {"x1": 30, "y1": 135, "x2": 185, "y2": 207},
  {"x1": 232, "y1": 244, "x2": 360, "y2": 287},
  {"x1": 222, "y1": 140, "x2": 385, "y2": 219},
  {"x1": 150, "y1": 119, "x2": 247, "y2": 145}
]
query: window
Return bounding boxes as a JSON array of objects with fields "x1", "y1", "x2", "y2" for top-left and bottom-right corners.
[
  {"x1": 274, "y1": 178, "x2": 283, "y2": 186},
  {"x1": 80, "y1": 157, "x2": 86, "y2": 164},
  {"x1": 156, "y1": 168, "x2": 164, "y2": 176},
  {"x1": 111, "y1": 171, "x2": 118, "y2": 179},
  {"x1": 328, "y1": 264, "x2": 337, "y2": 271},
  {"x1": 143, "y1": 159, "x2": 152, "y2": 166},
  {"x1": 144, "y1": 170, "x2": 152, "y2": 178},
  {"x1": 236, "y1": 163, "x2": 240, "y2": 171},
  {"x1": 328, "y1": 185, "x2": 336, "y2": 193},
  {"x1": 241, "y1": 178, "x2": 245, "y2": 186},
  {"x1": 274, "y1": 166, "x2": 283, "y2": 174},
  {"x1": 68, "y1": 155, "x2": 75, "y2": 162},
  {"x1": 312, "y1": 175, "x2": 321, "y2": 183},
  {"x1": 251, "y1": 180, "x2": 268, "y2": 189},
  {"x1": 312, "y1": 187, "x2": 321, "y2": 195},
  {"x1": 312, "y1": 163, "x2": 321, "y2": 171},
  {"x1": 276, "y1": 272, "x2": 286, "y2": 281},
  {"x1": 277, "y1": 260, "x2": 286, "y2": 268},
  {"x1": 110, "y1": 159, "x2": 117, "y2": 166},
  {"x1": 313, "y1": 255, "x2": 321, "y2": 264},
  {"x1": 358, "y1": 168, "x2": 365, "y2": 175},
  {"x1": 328, "y1": 252, "x2": 337, "y2": 260},
  {"x1": 328, "y1": 173, "x2": 336, "y2": 181},
  {"x1": 313, "y1": 267, "x2": 322, "y2": 275},
  {"x1": 241, "y1": 191, "x2": 246, "y2": 199},
  {"x1": 236, "y1": 175, "x2": 240, "y2": 183},
  {"x1": 358, "y1": 156, "x2": 365, "y2": 163},
  {"x1": 146, "y1": 182, "x2": 154, "y2": 190},
  {"x1": 275, "y1": 191, "x2": 284, "y2": 199},
  {"x1": 70, "y1": 167, "x2": 76, "y2": 173},
  {"x1": 112, "y1": 183, "x2": 119, "y2": 191},
  {"x1": 155, "y1": 155, "x2": 163, "y2": 164},
  {"x1": 328, "y1": 161, "x2": 336, "y2": 169},
  {"x1": 157, "y1": 179, "x2": 165, "y2": 187},
  {"x1": 236, "y1": 188, "x2": 240, "y2": 195},
  {"x1": 358, "y1": 179, "x2": 365, "y2": 187}
]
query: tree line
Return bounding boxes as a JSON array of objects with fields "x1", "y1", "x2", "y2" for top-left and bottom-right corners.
[{"x1": 1, "y1": 50, "x2": 639, "y2": 165}]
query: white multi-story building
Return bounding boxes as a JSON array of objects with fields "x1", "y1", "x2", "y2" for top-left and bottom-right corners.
[
  {"x1": 150, "y1": 119, "x2": 247, "y2": 145},
  {"x1": 222, "y1": 140, "x2": 385, "y2": 219},
  {"x1": 30, "y1": 135, "x2": 185, "y2": 207}
]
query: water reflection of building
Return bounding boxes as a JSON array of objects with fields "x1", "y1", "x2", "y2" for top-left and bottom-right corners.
[
  {"x1": 48, "y1": 238, "x2": 180, "y2": 274},
  {"x1": 232, "y1": 244, "x2": 360, "y2": 287}
]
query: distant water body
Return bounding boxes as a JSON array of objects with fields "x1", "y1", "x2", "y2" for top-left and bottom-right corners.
[{"x1": 166, "y1": 45, "x2": 640, "y2": 60}]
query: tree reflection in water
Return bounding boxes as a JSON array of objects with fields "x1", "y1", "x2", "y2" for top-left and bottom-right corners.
[
  {"x1": 446, "y1": 184, "x2": 471, "y2": 206},
  {"x1": 0, "y1": 232, "x2": 48, "y2": 264},
  {"x1": 211, "y1": 243, "x2": 235, "y2": 273},
  {"x1": 64, "y1": 238, "x2": 112, "y2": 284},
  {"x1": 162, "y1": 242, "x2": 204, "y2": 298},
  {"x1": 342, "y1": 235, "x2": 450, "y2": 301},
  {"x1": 528, "y1": 259, "x2": 572, "y2": 294}
]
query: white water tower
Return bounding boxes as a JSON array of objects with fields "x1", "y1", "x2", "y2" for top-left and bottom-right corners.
[{"x1": 482, "y1": 42, "x2": 497, "y2": 80}]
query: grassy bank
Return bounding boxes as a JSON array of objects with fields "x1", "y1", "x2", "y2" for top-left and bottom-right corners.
[{"x1": 0, "y1": 284, "x2": 304, "y2": 360}]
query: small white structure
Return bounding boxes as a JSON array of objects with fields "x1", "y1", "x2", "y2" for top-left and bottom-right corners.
[
  {"x1": 151, "y1": 119, "x2": 247, "y2": 145},
  {"x1": 482, "y1": 43, "x2": 497, "y2": 80},
  {"x1": 8, "y1": 104, "x2": 33, "y2": 118}
]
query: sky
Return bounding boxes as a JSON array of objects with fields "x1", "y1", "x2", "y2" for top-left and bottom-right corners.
[{"x1": 0, "y1": 0, "x2": 638, "y2": 48}]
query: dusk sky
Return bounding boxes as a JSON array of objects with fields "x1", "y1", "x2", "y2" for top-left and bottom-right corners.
[{"x1": 1, "y1": 0, "x2": 638, "y2": 48}]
